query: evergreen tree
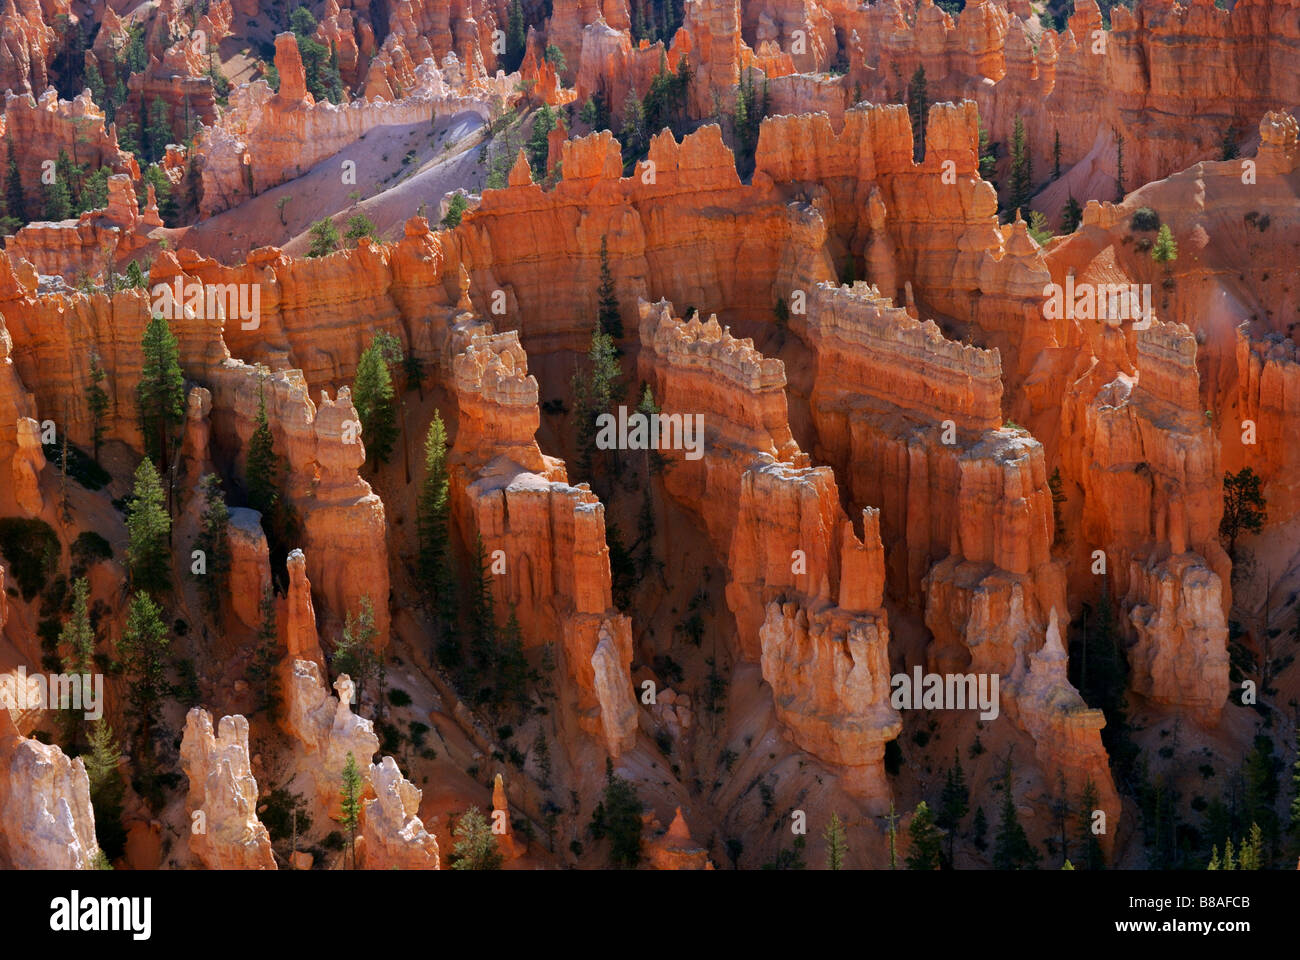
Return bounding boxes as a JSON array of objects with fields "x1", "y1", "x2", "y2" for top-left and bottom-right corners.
[
  {"x1": 137, "y1": 314, "x2": 185, "y2": 469},
  {"x1": 352, "y1": 335, "x2": 400, "y2": 465},
  {"x1": 126, "y1": 458, "x2": 171, "y2": 596},
  {"x1": 972, "y1": 806, "x2": 988, "y2": 851},
  {"x1": 590, "y1": 760, "x2": 644, "y2": 868},
  {"x1": 937, "y1": 752, "x2": 970, "y2": 866},
  {"x1": 451, "y1": 806, "x2": 504, "y2": 869},
  {"x1": 4, "y1": 136, "x2": 26, "y2": 226},
  {"x1": 1061, "y1": 194, "x2": 1084, "y2": 233},
  {"x1": 59, "y1": 576, "x2": 95, "y2": 749},
  {"x1": 44, "y1": 177, "x2": 72, "y2": 221},
  {"x1": 417, "y1": 412, "x2": 455, "y2": 619},
  {"x1": 193, "y1": 473, "x2": 231, "y2": 620},
  {"x1": 526, "y1": 102, "x2": 557, "y2": 180},
  {"x1": 247, "y1": 586, "x2": 279, "y2": 718},
  {"x1": 83, "y1": 719, "x2": 126, "y2": 859},
  {"x1": 497, "y1": 605, "x2": 530, "y2": 715},
  {"x1": 906, "y1": 65, "x2": 928, "y2": 162},
  {"x1": 1114, "y1": 129, "x2": 1126, "y2": 200},
  {"x1": 1243, "y1": 735, "x2": 1280, "y2": 855},
  {"x1": 1238, "y1": 823, "x2": 1263, "y2": 870},
  {"x1": 1075, "y1": 779, "x2": 1106, "y2": 869},
  {"x1": 332, "y1": 596, "x2": 381, "y2": 709},
  {"x1": 506, "y1": 0, "x2": 527, "y2": 72},
  {"x1": 117, "y1": 591, "x2": 170, "y2": 745},
  {"x1": 144, "y1": 98, "x2": 171, "y2": 165},
  {"x1": 1151, "y1": 223, "x2": 1178, "y2": 271},
  {"x1": 993, "y1": 762, "x2": 1040, "y2": 869},
  {"x1": 907, "y1": 801, "x2": 943, "y2": 869},
  {"x1": 571, "y1": 324, "x2": 622, "y2": 482},
  {"x1": 343, "y1": 213, "x2": 375, "y2": 246},
  {"x1": 1220, "y1": 125, "x2": 1239, "y2": 161},
  {"x1": 1009, "y1": 115, "x2": 1032, "y2": 215},
  {"x1": 1220, "y1": 467, "x2": 1267, "y2": 560},
  {"x1": 306, "y1": 217, "x2": 340, "y2": 257},
  {"x1": 1288, "y1": 724, "x2": 1300, "y2": 855},
  {"x1": 79, "y1": 167, "x2": 110, "y2": 214},
  {"x1": 977, "y1": 123, "x2": 997, "y2": 187},
  {"x1": 245, "y1": 372, "x2": 281, "y2": 522},
  {"x1": 824, "y1": 812, "x2": 848, "y2": 870},
  {"x1": 1053, "y1": 129, "x2": 1062, "y2": 179},
  {"x1": 339, "y1": 751, "x2": 362, "y2": 869},
  {"x1": 597, "y1": 235, "x2": 622, "y2": 339},
  {"x1": 620, "y1": 88, "x2": 648, "y2": 168},
  {"x1": 88, "y1": 352, "x2": 109, "y2": 464},
  {"x1": 468, "y1": 532, "x2": 497, "y2": 683}
]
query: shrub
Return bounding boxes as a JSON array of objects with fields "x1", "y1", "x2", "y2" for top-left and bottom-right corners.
[{"x1": 1131, "y1": 207, "x2": 1160, "y2": 232}]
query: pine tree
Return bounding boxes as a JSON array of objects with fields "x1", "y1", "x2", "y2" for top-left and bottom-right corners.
[
  {"x1": 332, "y1": 596, "x2": 381, "y2": 709},
  {"x1": 1053, "y1": 129, "x2": 1062, "y2": 179},
  {"x1": 468, "y1": 533, "x2": 497, "y2": 680},
  {"x1": 137, "y1": 314, "x2": 185, "y2": 469},
  {"x1": 1075, "y1": 779, "x2": 1106, "y2": 869},
  {"x1": 1220, "y1": 125, "x2": 1239, "y2": 161},
  {"x1": 59, "y1": 576, "x2": 95, "y2": 749},
  {"x1": 193, "y1": 474, "x2": 230, "y2": 620},
  {"x1": 1238, "y1": 822, "x2": 1263, "y2": 870},
  {"x1": 339, "y1": 751, "x2": 363, "y2": 869},
  {"x1": 906, "y1": 65, "x2": 928, "y2": 162},
  {"x1": 417, "y1": 412, "x2": 455, "y2": 618},
  {"x1": 597, "y1": 235, "x2": 622, "y2": 339},
  {"x1": 83, "y1": 719, "x2": 126, "y2": 859},
  {"x1": 144, "y1": 98, "x2": 171, "y2": 164},
  {"x1": 497, "y1": 605, "x2": 530, "y2": 715},
  {"x1": 572, "y1": 324, "x2": 622, "y2": 482},
  {"x1": 506, "y1": 0, "x2": 527, "y2": 72},
  {"x1": 306, "y1": 217, "x2": 340, "y2": 257},
  {"x1": 972, "y1": 805, "x2": 988, "y2": 851},
  {"x1": 620, "y1": 88, "x2": 648, "y2": 167},
  {"x1": 591, "y1": 762, "x2": 644, "y2": 868},
  {"x1": 977, "y1": 123, "x2": 997, "y2": 187},
  {"x1": 451, "y1": 806, "x2": 504, "y2": 869},
  {"x1": 824, "y1": 812, "x2": 848, "y2": 870},
  {"x1": 1061, "y1": 194, "x2": 1084, "y2": 233},
  {"x1": 245, "y1": 373, "x2": 280, "y2": 520},
  {"x1": 1151, "y1": 223, "x2": 1178, "y2": 271},
  {"x1": 526, "y1": 102, "x2": 557, "y2": 180},
  {"x1": 247, "y1": 586, "x2": 279, "y2": 718},
  {"x1": 907, "y1": 801, "x2": 943, "y2": 869},
  {"x1": 1009, "y1": 115, "x2": 1032, "y2": 216},
  {"x1": 44, "y1": 177, "x2": 72, "y2": 220},
  {"x1": 87, "y1": 352, "x2": 109, "y2": 464},
  {"x1": 1287, "y1": 723, "x2": 1300, "y2": 856},
  {"x1": 937, "y1": 752, "x2": 970, "y2": 866},
  {"x1": 993, "y1": 762, "x2": 1040, "y2": 869},
  {"x1": 352, "y1": 336, "x2": 400, "y2": 465},
  {"x1": 1114, "y1": 129, "x2": 1126, "y2": 200},
  {"x1": 5, "y1": 135, "x2": 26, "y2": 225},
  {"x1": 118, "y1": 591, "x2": 170, "y2": 746},
  {"x1": 1220, "y1": 467, "x2": 1267, "y2": 560},
  {"x1": 126, "y1": 458, "x2": 172, "y2": 596}
]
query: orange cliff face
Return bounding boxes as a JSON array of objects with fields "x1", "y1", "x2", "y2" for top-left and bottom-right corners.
[
  {"x1": 448, "y1": 329, "x2": 638, "y2": 758},
  {"x1": 636, "y1": 297, "x2": 901, "y2": 808}
]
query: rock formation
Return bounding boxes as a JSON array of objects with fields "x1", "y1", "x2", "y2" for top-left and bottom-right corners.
[{"x1": 359, "y1": 756, "x2": 440, "y2": 870}]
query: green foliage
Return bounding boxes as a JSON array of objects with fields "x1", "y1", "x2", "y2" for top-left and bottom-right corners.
[
  {"x1": 306, "y1": 217, "x2": 340, "y2": 257},
  {"x1": 344, "y1": 213, "x2": 376, "y2": 246},
  {"x1": 126, "y1": 459, "x2": 171, "y2": 596},
  {"x1": 258, "y1": 785, "x2": 311, "y2": 843},
  {"x1": 331, "y1": 596, "x2": 381, "y2": 708},
  {"x1": 451, "y1": 806, "x2": 504, "y2": 869},
  {"x1": 579, "y1": 91, "x2": 611, "y2": 132},
  {"x1": 505, "y1": 0, "x2": 527, "y2": 72},
  {"x1": 1074, "y1": 779, "x2": 1106, "y2": 869},
  {"x1": 143, "y1": 98, "x2": 171, "y2": 166},
  {"x1": 352, "y1": 333, "x2": 402, "y2": 464},
  {"x1": 571, "y1": 323, "x2": 623, "y2": 483},
  {"x1": 730, "y1": 68, "x2": 767, "y2": 180},
  {"x1": 0, "y1": 518, "x2": 60, "y2": 600},
  {"x1": 597, "y1": 235, "x2": 622, "y2": 339},
  {"x1": 937, "y1": 752, "x2": 970, "y2": 866},
  {"x1": 1061, "y1": 195, "x2": 1084, "y2": 234},
  {"x1": 118, "y1": 591, "x2": 170, "y2": 741},
  {"x1": 84, "y1": 720, "x2": 127, "y2": 859},
  {"x1": 1220, "y1": 467, "x2": 1267, "y2": 558},
  {"x1": 440, "y1": 192, "x2": 468, "y2": 229},
  {"x1": 1008, "y1": 115, "x2": 1032, "y2": 216},
  {"x1": 907, "y1": 801, "x2": 943, "y2": 869},
  {"x1": 1130, "y1": 207, "x2": 1160, "y2": 232},
  {"x1": 88, "y1": 352, "x2": 110, "y2": 463},
  {"x1": 589, "y1": 760, "x2": 644, "y2": 868},
  {"x1": 544, "y1": 43, "x2": 567, "y2": 75},
  {"x1": 417, "y1": 411, "x2": 456, "y2": 626},
  {"x1": 906, "y1": 65, "x2": 928, "y2": 162},
  {"x1": 526, "y1": 102, "x2": 557, "y2": 180},
  {"x1": 339, "y1": 752, "x2": 363, "y2": 868},
  {"x1": 137, "y1": 314, "x2": 185, "y2": 468},
  {"x1": 43, "y1": 176, "x2": 72, "y2": 221},
  {"x1": 80, "y1": 167, "x2": 110, "y2": 214},
  {"x1": 44, "y1": 437, "x2": 111, "y2": 491},
  {"x1": 1151, "y1": 223, "x2": 1178, "y2": 266},
  {"x1": 993, "y1": 763, "x2": 1040, "y2": 869},
  {"x1": 193, "y1": 474, "x2": 230, "y2": 620},
  {"x1": 824, "y1": 812, "x2": 848, "y2": 869},
  {"x1": 290, "y1": 7, "x2": 345, "y2": 103},
  {"x1": 247, "y1": 587, "x2": 279, "y2": 718},
  {"x1": 1114, "y1": 129, "x2": 1126, "y2": 200},
  {"x1": 1026, "y1": 209, "x2": 1053, "y2": 245},
  {"x1": 619, "y1": 88, "x2": 648, "y2": 170},
  {"x1": 762, "y1": 836, "x2": 807, "y2": 870}
]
